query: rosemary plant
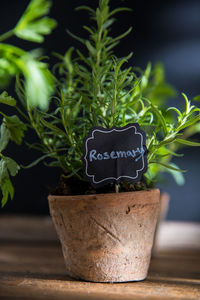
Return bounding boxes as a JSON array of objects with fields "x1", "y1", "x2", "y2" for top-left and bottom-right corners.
[{"x1": 1, "y1": 0, "x2": 200, "y2": 207}]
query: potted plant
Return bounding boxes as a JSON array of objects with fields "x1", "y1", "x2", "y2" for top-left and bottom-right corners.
[{"x1": 1, "y1": 0, "x2": 200, "y2": 282}]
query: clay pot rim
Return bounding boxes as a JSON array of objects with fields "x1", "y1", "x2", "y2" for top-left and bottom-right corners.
[{"x1": 48, "y1": 188, "x2": 160, "y2": 203}]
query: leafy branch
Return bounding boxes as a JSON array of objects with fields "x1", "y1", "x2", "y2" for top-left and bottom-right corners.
[
  {"x1": 0, "y1": 0, "x2": 56, "y2": 206},
  {"x1": 0, "y1": 0, "x2": 56, "y2": 109},
  {"x1": 0, "y1": 97, "x2": 27, "y2": 207}
]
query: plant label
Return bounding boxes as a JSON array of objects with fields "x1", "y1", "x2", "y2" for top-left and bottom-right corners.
[{"x1": 83, "y1": 123, "x2": 148, "y2": 188}]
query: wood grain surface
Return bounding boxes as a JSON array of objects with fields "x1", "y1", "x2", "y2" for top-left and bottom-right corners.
[{"x1": 0, "y1": 216, "x2": 200, "y2": 300}]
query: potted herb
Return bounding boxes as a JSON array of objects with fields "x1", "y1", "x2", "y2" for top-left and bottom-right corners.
[{"x1": 1, "y1": 0, "x2": 200, "y2": 282}]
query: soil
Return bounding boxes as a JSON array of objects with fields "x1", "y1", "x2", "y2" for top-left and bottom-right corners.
[{"x1": 51, "y1": 175, "x2": 148, "y2": 196}]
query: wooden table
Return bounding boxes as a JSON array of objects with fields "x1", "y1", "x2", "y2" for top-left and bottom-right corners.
[{"x1": 0, "y1": 216, "x2": 200, "y2": 300}]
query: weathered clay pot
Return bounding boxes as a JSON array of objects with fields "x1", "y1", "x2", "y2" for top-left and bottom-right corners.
[
  {"x1": 159, "y1": 192, "x2": 170, "y2": 222},
  {"x1": 48, "y1": 189, "x2": 160, "y2": 282},
  {"x1": 152, "y1": 192, "x2": 170, "y2": 254}
]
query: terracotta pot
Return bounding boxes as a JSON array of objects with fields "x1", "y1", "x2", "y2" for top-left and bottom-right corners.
[
  {"x1": 159, "y1": 192, "x2": 170, "y2": 222},
  {"x1": 48, "y1": 189, "x2": 160, "y2": 282},
  {"x1": 152, "y1": 192, "x2": 170, "y2": 254}
]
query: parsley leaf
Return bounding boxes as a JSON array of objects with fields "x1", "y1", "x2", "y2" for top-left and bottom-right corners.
[
  {"x1": 4, "y1": 115, "x2": 27, "y2": 145},
  {"x1": 0, "y1": 157, "x2": 19, "y2": 207},
  {"x1": 22, "y1": 56, "x2": 54, "y2": 109},
  {"x1": 0, "y1": 122, "x2": 10, "y2": 152},
  {"x1": 0, "y1": 91, "x2": 16, "y2": 106},
  {"x1": 1, "y1": 179, "x2": 14, "y2": 207},
  {"x1": 14, "y1": 0, "x2": 57, "y2": 43}
]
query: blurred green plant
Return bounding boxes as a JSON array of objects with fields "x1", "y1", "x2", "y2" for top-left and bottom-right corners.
[
  {"x1": 135, "y1": 62, "x2": 177, "y2": 108},
  {"x1": 0, "y1": 0, "x2": 56, "y2": 206},
  {"x1": 1, "y1": 0, "x2": 200, "y2": 207},
  {"x1": 0, "y1": 0, "x2": 56, "y2": 109},
  {"x1": 135, "y1": 60, "x2": 200, "y2": 186}
]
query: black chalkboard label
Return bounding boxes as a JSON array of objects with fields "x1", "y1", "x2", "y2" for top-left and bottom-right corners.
[{"x1": 83, "y1": 123, "x2": 148, "y2": 188}]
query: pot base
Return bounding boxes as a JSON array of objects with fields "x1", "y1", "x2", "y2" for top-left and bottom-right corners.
[{"x1": 49, "y1": 189, "x2": 160, "y2": 282}]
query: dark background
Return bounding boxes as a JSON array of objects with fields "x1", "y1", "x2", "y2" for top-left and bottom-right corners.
[{"x1": 1, "y1": 0, "x2": 200, "y2": 220}]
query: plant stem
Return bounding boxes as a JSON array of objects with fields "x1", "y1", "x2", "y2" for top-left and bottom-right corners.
[
  {"x1": 27, "y1": 102, "x2": 41, "y2": 139},
  {"x1": 115, "y1": 184, "x2": 119, "y2": 193},
  {"x1": 0, "y1": 30, "x2": 14, "y2": 42}
]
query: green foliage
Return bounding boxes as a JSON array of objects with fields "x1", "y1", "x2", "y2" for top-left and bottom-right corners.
[
  {"x1": 0, "y1": 0, "x2": 56, "y2": 109},
  {"x1": 3, "y1": 115, "x2": 27, "y2": 145},
  {"x1": 0, "y1": 156, "x2": 19, "y2": 207},
  {"x1": 136, "y1": 62, "x2": 177, "y2": 107},
  {"x1": 14, "y1": 0, "x2": 57, "y2": 43},
  {"x1": 0, "y1": 91, "x2": 16, "y2": 106},
  {"x1": 0, "y1": 119, "x2": 21, "y2": 207},
  {"x1": 0, "y1": 122, "x2": 10, "y2": 152},
  {"x1": 193, "y1": 95, "x2": 200, "y2": 102},
  {"x1": 145, "y1": 93, "x2": 200, "y2": 181},
  {"x1": 0, "y1": 0, "x2": 56, "y2": 206},
  {"x1": 0, "y1": 113, "x2": 26, "y2": 206},
  {"x1": 166, "y1": 162, "x2": 185, "y2": 186},
  {"x1": 1, "y1": 0, "x2": 200, "y2": 207},
  {"x1": 17, "y1": 0, "x2": 199, "y2": 186}
]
